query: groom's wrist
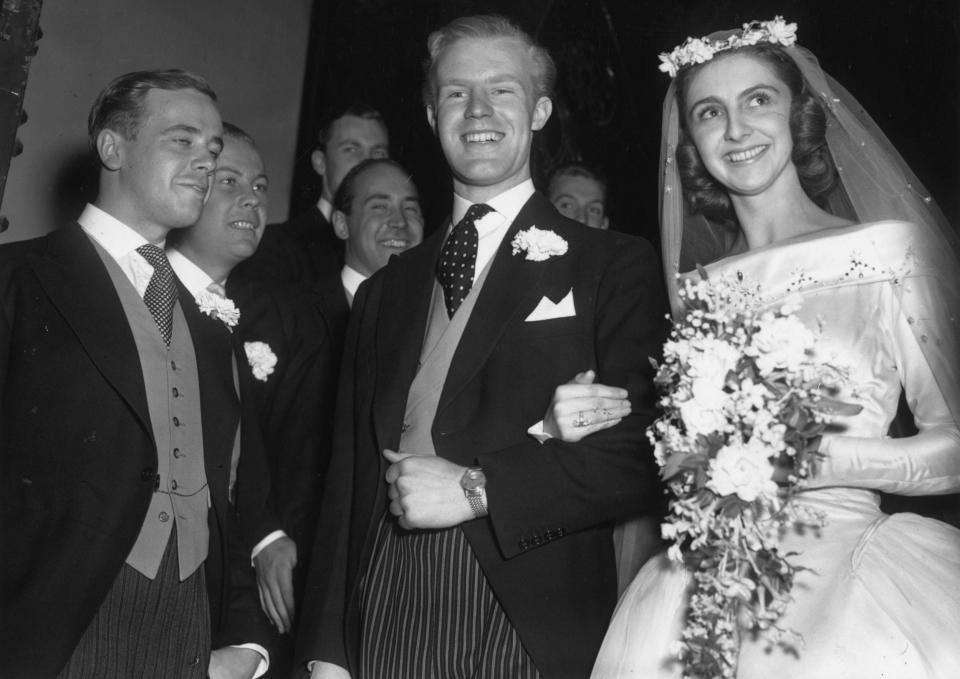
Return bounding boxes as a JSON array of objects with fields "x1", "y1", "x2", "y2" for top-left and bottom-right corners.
[{"x1": 460, "y1": 466, "x2": 488, "y2": 518}]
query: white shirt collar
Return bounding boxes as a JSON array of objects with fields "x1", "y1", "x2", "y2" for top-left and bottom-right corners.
[
  {"x1": 317, "y1": 197, "x2": 334, "y2": 222},
  {"x1": 449, "y1": 180, "x2": 535, "y2": 283},
  {"x1": 166, "y1": 248, "x2": 219, "y2": 298},
  {"x1": 451, "y1": 179, "x2": 535, "y2": 227},
  {"x1": 341, "y1": 264, "x2": 367, "y2": 306},
  {"x1": 78, "y1": 203, "x2": 163, "y2": 296},
  {"x1": 78, "y1": 203, "x2": 159, "y2": 259}
]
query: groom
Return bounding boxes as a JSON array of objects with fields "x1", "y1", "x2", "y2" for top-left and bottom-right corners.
[{"x1": 297, "y1": 14, "x2": 667, "y2": 679}]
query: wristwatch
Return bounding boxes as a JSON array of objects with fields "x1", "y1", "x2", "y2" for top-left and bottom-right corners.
[{"x1": 460, "y1": 466, "x2": 487, "y2": 519}]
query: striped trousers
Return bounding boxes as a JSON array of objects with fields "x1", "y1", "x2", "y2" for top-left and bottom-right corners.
[
  {"x1": 58, "y1": 525, "x2": 210, "y2": 679},
  {"x1": 359, "y1": 514, "x2": 539, "y2": 679}
]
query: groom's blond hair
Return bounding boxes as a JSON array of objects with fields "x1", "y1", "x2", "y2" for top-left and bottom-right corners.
[{"x1": 421, "y1": 14, "x2": 556, "y2": 107}]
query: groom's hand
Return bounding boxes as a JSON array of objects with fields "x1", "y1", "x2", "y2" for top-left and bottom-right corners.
[{"x1": 383, "y1": 449, "x2": 473, "y2": 530}]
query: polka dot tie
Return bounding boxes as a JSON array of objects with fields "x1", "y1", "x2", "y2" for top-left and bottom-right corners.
[
  {"x1": 436, "y1": 203, "x2": 493, "y2": 318},
  {"x1": 136, "y1": 244, "x2": 177, "y2": 346}
]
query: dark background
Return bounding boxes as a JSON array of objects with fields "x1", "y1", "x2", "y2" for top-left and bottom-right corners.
[{"x1": 289, "y1": 0, "x2": 959, "y2": 246}]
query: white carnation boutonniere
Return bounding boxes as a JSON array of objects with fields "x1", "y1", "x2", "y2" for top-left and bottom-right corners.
[
  {"x1": 511, "y1": 226, "x2": 568, "y2": 262},
  {"x1": 196, "y1": 290, "x2": 240, "y2": 331},
  {"x1": 244, "y1": 341, "x2": 277, "y2": 382}
]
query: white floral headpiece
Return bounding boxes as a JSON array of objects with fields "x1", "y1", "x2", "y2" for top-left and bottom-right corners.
[{"x1": 658, "y1": 16, "x2": 798, "y2": 78}]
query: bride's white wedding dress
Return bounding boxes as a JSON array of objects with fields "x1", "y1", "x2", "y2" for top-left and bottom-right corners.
[{"x1": 593, "y1": 221, "x2": 960, "y2": 679}]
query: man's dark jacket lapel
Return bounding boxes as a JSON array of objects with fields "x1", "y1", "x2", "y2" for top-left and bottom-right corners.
[
  {"x1": 369, "y1": 192, "x2": 582, "y2": 453},
  {"x1": 439, "y1": 193, "x2": 565, "y2": 414},
  {"x1": 28, "y1": 223, "x2": 153, "y2": 436},
  {"x1": 371, "y1": 228, "x2": 443, "y2": 451}
]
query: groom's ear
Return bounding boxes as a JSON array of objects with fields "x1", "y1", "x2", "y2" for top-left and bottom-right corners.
[
  {"x1": 531, "y1": 96, "x2": 553, "y2": 132},
  {"x1": 425, "y1": 105, "x2": 438, "y2": 135},
  {"x1": 96, "y1": 129, "x2": 124, "y2": 171}
]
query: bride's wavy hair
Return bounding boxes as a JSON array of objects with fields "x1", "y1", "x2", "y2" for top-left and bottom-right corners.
[{"x1": 674, "y1": 44, "x2": 837, "y2": 227}]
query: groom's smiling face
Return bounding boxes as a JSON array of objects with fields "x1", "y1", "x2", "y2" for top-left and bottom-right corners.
[{"x1": 427, "y1": 36, "x2": 552, "y2": 202}]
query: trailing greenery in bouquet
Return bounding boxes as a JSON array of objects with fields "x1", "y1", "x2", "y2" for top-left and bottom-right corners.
[{"x1": 648, "y1": 272, "x2": 861, "y2": 678}]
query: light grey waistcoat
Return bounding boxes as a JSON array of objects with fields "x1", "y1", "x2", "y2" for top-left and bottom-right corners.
[
  {"x1": 398, "y1": 260, "x2": 492, "y2": 456},
  {"x1": 95, "y1": 242, "x2": 211, "y2": 580}
]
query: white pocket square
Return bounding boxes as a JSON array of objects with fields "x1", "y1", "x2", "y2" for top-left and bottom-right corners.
[{"x1": 525, "y1": 289, "x2": 576, "y2": 322}]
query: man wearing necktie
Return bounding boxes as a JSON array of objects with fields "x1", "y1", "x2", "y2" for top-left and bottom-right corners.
[
  {"x1": 297, "y1": 14, "x2": 668, "y2": 679},
  {"x1": 0, "y1": 71, "x2": 271, "y2": 678},
  {"x1": 170, "y1": 122, "x2": 348, "y2": 679}
]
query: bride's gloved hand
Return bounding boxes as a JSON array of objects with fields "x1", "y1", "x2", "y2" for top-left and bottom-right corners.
[{"x1": 542, "y1": 370, "x2": 632, "y2": 443}]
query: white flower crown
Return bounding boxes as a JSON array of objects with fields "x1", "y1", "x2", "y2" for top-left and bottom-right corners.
[{"x1": 658, "y1": 16, "x2": 798, "y2": 78}]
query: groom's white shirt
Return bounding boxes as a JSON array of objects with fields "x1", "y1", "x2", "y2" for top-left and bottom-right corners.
[{"x1": 451, "y1": 179, "x2": 535, "y2": 285}]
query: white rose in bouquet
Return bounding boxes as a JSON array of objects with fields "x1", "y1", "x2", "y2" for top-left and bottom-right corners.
[
  {"x1": 708, "y1": 438, "x2": 779, "y2": 503},
  {"x1": 750, "y1": 313, "x2": 816, "y2": 376}
]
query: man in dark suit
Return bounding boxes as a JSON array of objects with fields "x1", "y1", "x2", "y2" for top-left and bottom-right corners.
[
  {"x1": 233, "y1": 103, "x2": 390, "y2": 291},
  {"x1": 0, "y1": 70, "x2": 273, "y2": 678},
  {"x1": 298, "y1": 15, "x2": 667, "y2": 679},
  {"x1": 330, "y1": 157, "x2": 425, "y2": 307},
  {"x1": 169, "y1": 121, "x2": 344, "y2": 678}
]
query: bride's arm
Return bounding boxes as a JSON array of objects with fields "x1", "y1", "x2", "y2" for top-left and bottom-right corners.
[
  {"x1": 538, "y1": 370, "x2": 632, "y2": 443},
  {"x1": 808, "y1": 275, "x2": 960, "y2": 495}
]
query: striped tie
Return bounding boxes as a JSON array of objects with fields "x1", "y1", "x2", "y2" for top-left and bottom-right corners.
[{"x1": 136, "y1": 244, "x2": 177, "y2": 346}]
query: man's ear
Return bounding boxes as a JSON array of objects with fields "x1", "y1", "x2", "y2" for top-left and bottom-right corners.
[
  {"x1": 530, "y1": 96, "x2": 553, "y2": 132},
  {"x1": 97, "y1": 129, "x2": 124, "y2": 171},
  {"x1": 332, "y1": 210, "x2": 350, "y2": 241},
  {"x1": 425, "y1": 105, "x2": 438, "y2": 135},
  {"x1": 310, "y1": 149, "x2": 327, "y2": 177}
]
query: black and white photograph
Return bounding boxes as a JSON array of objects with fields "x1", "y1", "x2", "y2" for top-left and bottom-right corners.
[{"x1": 1, "y1": 1, "x2": 957, "y2": 677}]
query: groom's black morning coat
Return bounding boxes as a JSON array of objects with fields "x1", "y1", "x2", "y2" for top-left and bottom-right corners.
[{"x1": 299, "y1": 192, "x2": 669, "y2": 677}]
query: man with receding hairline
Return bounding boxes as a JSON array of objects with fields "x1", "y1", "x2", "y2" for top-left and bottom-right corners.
[
  {"x1": 298, "y1": 14, "x2": 666, "y2": 679},
  {"x1": 331, "y1": 157, "x2": 424, "y2": 306}
]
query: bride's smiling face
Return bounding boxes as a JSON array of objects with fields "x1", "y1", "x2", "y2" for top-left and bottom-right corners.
[{"x1": 683, "y1": 53, "x2": 795, "y2": 198}]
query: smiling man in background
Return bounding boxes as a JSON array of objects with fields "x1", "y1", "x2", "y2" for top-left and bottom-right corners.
[
  {"x1": 331, "y1": 158, "x2": 424, "y2": 306},
  {"x1": 234, "y1": 103, "x2": 391, "y2": 292}
]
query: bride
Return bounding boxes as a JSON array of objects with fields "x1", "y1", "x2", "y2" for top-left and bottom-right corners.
[{"x1": 545, "y1": 18, "x2": 960, "y2": 678}]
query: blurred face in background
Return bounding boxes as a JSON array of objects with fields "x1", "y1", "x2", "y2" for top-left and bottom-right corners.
[
  {"x1": 549, "y1": 173, "x2": 608, "y2": 229},
  {"x1": 312, "y1": 114, "x2": 389, "y2": 201}
]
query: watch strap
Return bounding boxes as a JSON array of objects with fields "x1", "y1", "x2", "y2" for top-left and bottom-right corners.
[{"x1": 466, "y1": 488, "x2": 486, "y2": 519}]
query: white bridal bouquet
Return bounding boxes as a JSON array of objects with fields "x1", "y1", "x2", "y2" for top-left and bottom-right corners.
[{"x1": 649, "y1": 272, "x2": 860, "y2": 678}]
